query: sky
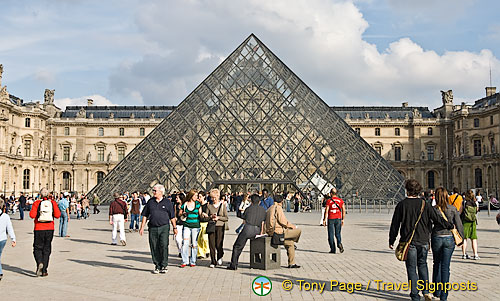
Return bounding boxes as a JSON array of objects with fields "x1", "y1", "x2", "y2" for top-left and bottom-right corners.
[{"x1": 0, "y1": 0, "x2": 499, "y2": 110}]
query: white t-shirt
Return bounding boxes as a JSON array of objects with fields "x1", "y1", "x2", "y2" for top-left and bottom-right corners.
[{"x1": 476, "y1": 195, "x2": 482, "y2": 207}]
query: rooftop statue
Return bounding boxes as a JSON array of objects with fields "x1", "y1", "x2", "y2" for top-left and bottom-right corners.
[
  {"x1": 441, "y1": 90, "x2": 453, "y2": 104},
  {"x1": 44, "y1": 89, "x2": 55, "y2": 104}
]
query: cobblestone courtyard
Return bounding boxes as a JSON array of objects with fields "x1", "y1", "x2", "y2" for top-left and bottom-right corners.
[{"x1": 1, "y1": 208, "x2": 498, "y2": 300}]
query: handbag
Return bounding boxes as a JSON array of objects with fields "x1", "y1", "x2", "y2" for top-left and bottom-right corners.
[
  {"x1": 395, "y1": 200, "x2": 425, "y2": 261},
  {"x1": 271, "y1": 206, "x2": 285, "y2": 245},
  {"x1": 438, "y1": 208, "x2": 464, "y2": 246}
]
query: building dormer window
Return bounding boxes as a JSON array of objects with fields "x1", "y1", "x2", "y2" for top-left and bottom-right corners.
[{"x1": 25, "y1": 118, "x2": 31, "y2": 127}]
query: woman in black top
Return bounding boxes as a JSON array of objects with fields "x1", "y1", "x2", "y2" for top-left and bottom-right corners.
[{"x1": 173, "y1": 193, "x2": 185, "y2": 258}]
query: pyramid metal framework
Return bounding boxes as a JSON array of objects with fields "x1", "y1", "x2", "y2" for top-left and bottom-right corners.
[{"x1": 90, "y1": 34, "x2": 405, "y2": 202}]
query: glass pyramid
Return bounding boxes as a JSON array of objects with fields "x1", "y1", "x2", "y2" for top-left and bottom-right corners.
[{"x1": 90, "y1": 34, "x2": 405, "y2": 202}]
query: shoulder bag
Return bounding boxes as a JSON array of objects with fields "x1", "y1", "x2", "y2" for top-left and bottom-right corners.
[
  {"x1": 395, "y1": 200, "x2": 425, "y2": 261},
  {"x1": 438, "y1": 208, "x2": 463, "y2": 246},
  {"x1": 271, "y1": 206, "x2": 285, "y2": 245}
]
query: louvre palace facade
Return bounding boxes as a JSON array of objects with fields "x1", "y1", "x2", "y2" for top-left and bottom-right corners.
[{"x1": 1, "y1": 48, "x2": 499, "y2": 199}]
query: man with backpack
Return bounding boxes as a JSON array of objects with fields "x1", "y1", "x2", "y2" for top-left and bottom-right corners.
[
  {"x1": 29, "y1": 188, "x2": 61, "y2": 277},
  {"x1": 448, "y1": 187, "x2": 463, "y2": 214}
]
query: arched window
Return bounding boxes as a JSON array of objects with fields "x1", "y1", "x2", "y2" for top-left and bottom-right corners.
[
  {"x1": 427, "y1": 171, "x2": 435, "y2": 189},
  {"x1": 97, "y1": 171, "x2": 105, "y2": 184},
  {"x1": 62, "y1": 171, "x2": 72, "y2": 191},
  {"x1": 474, "y1": 168, "x2": 482, "y2": 188},
  {"x1": 98, "y1": 127, "x2": 104, "y2": 136},
  {"x1": 23, "y1": 169, "x2": 30, "y2": 190},
  {"x1": 395, "y1": 128, "x2": 400, "y2": 136},
  {"x1": 427, "y1": 127, "x2": 433, "y2": 136}
]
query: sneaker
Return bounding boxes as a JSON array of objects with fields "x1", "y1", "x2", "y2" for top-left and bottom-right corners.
[
  {"x1": 473, "y1": 255, "x2": 480, "y2": 260},
  {"x1": 462, "y1": 254, "x2": 470, "y2": 259},
  {"x1": 36, "y1": 263, "x2": 43, "y2": 277},
  {"x1": 338, "y1": 243, "x2": 344, "y2": 253},
  {"x1": 180, "y1": 264, "x2": 187, "y2": 268},
  {"x1": 423, "y1": 293, "x2": 433, "y2": 301},
  {"x1": 160, "y1": 267, "x2": 168, "y2": 273},
  {"x1": 209, "y1": 264, "x2": 215, "y2": 268},
  {"x1": 120, "y1": 240, "x2": 126, "y2": 246},
  {"x1": 152, "y1": 268, "x2": 160, "y2": 274},
  {"x1": 217, "y1": 258, "x2": 223, "y2": 265}
]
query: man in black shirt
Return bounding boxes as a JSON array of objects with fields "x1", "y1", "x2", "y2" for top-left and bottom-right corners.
[
  {"x1": 139, "y1": 184, "x2": 177, "y2": 274},
  {"x1": 389, "y1": 179, "x2": 453, "y2": 301},
  {"x1": 228, "y1": 194, "x2": 266, "y2": 270},
  {"x1": 18, "y1": 192, "x2": 26, "y2": 220}
]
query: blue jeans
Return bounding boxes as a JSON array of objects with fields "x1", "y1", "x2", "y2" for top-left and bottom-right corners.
[
  {"x1": 59, "y1": 211, "x2": 68, "y2": 237},
  {"x1": 327, "y1": 219, "x2": 342, "y2": 253},
  {"x1": 0, "y1": 240, "x2": 6, "y2": 275},
  {"x1": 286, "y1": 200, "x2": 291, "y2": 212},
  {"x1": 19, "y1": 207, "x2": 24, "y2": 220},
  {"x1": 431, "y1": 236, "x2": 455, "y2": 300},
  {"x1": 129, "y1": 214, "x2": 140, "y2": 229},
  {"x1": 181, "y1": 226, "x2": 200, "y2": 265},
  {"x1": 405, "y1": 244, "x2": 430, "y2": 300}
]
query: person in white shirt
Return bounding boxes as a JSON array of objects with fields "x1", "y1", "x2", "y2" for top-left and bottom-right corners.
[
  {"x1": 0, "y1": 198, "x2": 16, "y2": 281},
  {"x1": 475, "y1": 190, "x2": 483, "y2": 208}
]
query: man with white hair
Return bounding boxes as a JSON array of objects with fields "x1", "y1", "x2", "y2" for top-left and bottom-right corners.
[
  {"x1": 139, "y1": 184, "x2": 177, "y2": 274},
  {"x1": 29, "y1": 188, "x2": 61, "y2": 277}
]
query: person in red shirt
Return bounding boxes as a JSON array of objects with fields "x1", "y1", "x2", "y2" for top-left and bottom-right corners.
[
  {"x1": 29, "y1": 188, "x2": 61, "y2": 277},
  {"x1": 322, "y1": 188, "x2": 345, "y2": 254}
]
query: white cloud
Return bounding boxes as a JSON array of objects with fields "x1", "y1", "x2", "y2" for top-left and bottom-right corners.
[
  {"x1": 34, "y1": 69, "x2": 55, "y2": 84},
  {"x1": 104, "y1": 0, "x2": 499, "y2": 108},
  {"x1": 54, "y1": 94, "x2": 115, "y2": 109}
]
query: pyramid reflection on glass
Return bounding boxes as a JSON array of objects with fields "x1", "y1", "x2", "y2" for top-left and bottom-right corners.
[{"x1": 90, "y1": 34, "x2": 405, "y2": 203}]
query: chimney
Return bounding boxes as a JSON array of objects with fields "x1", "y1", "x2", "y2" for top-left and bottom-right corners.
[
  {"x1": 402, "y1": 102, "x2": 408, "y2": 108},
  {"x1": 485, "y1": 87, "x2": 496, "y2": 97},
  {"x1": 87, "y1": 98, "x2": 94, "y2": 106}
]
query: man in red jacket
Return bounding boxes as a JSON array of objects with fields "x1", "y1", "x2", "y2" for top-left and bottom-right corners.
[{"x1": 29, "y1": 188, "x2": 61, "y2": 277}]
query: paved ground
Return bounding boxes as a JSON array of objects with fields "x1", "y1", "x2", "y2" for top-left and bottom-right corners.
[{"x1": 0, "y1": 207, "x2": 498, "y2": 300}]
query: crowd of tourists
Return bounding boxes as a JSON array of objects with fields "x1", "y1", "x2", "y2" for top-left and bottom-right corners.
[
  {"x1": 1, "y1": 179, "x2": 497, "y2": 301},
  {"x1": 106, "y1": 186, "x2": 311, "y2": 274}
]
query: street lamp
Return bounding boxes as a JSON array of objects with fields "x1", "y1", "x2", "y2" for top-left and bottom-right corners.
[
  {"x1": 13, "y1": 182, "x2": 15, "y2": 196},
  {"x1": 32, "y1": 182, "x2": 34, "y2": 198},
  {"x1": 3, "y1": 181, "x2": 6, "y2": 197},
  {"x1": 81, "y1": 183, "x2": 84, "y2": 195}
]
